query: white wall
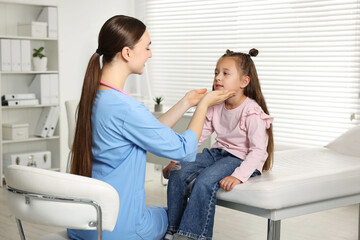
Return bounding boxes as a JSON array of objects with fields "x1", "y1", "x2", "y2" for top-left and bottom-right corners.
[{"x1": 57, "y1": 0, "x2": 135, "y2": 170}]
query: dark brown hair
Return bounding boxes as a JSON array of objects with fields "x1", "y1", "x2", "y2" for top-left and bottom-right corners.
[
  {"x1": 70, "y1": 15, "x2": 146, "y2": 177},
  {"x1": 221, "y1": 49, "x2": 274, "y2": 171}
]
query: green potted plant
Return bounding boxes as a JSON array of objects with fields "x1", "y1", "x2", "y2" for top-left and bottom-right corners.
[
  {"x1": 153, "y1": 96, "x2": 164, "y2": 112},
  {"x1": 32, "y1": 47, "x2": 47, "y2": 71}
]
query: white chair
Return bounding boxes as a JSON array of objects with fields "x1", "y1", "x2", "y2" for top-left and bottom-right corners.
[
  {"x1": 5, "y1": 165, "x2": 119, "y2": 240},
  {"x1": 65, "y1": 100, "x2": 78, "y2": 172},
  {"x1": 65, "y1": 100, "x2": 78, "y2": 150}
]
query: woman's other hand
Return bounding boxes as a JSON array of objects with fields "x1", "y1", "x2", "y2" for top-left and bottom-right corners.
[
  {"x1": 185, "y1": 88, "x2": 207, "y2": 107},
  {"x1": 162, "y1": 162, "x2": 176, "y2": 179},
  {"x1": 219, "y1": 176, "x2": 242, "y2": 191}
]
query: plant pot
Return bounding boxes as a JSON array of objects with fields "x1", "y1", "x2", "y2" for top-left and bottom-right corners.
[
  {"x1": 33, "y1": 57, "x2": 48, "y2": 71},
  {"x1": 154, "y1": 104, "x2": 163, "y2": 112}
]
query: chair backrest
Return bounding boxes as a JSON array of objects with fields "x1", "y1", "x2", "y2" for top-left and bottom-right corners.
[
  {"x1": 5, "y1": 165, "x2": 119, "y2": 232},
  {"x1": 65, "y1": 100, "x2": 78, "y2": 150}
]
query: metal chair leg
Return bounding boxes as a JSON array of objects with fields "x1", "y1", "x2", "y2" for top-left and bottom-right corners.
[
  {"x1": 16, "y1": 218, "x2": 26, "y2": 240},
  {"x1": 267, "y1": 219, "x2": 281, "y2": 240}
]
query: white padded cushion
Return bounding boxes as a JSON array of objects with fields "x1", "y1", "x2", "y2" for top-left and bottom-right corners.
[
  {"x1": 5, "y1": 165, "x2": 119, "y2": 231},
  {"x1": 217, "y1": 147, "x2": 360, "y2": 209},
  {"x1": 325, "y1": 124, "x2": 360, "y2": 157}
]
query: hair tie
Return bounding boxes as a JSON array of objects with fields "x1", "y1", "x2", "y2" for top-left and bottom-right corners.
[{"x1": 96, "y1": 49, "x2": 103, "y2": 56}]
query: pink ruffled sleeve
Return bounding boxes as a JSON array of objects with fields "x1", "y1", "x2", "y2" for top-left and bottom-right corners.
[
  {"x1": 231, "y1": 106, "x2": 273, "y2": 183},
  {"x1": 239, "y1": 106, "x2": 273, "y2": 132}
]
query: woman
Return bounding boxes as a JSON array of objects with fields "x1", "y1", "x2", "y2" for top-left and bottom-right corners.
[{"x1": 67, "y1": 15, "x2": 235, "y2": 240}]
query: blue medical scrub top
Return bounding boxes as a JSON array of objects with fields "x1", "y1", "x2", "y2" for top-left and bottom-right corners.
[{"x1": 67, "y1": 89, "x2": 198, "y2": 240}]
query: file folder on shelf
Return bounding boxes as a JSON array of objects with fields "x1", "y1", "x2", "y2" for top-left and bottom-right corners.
[
  {"x1": 35, "y1": 107, "x2": 53, "y2": 137},
  {"x1": 37, "y1": 6, "x2": 58, "y2": 38},
  {"x1": 0, "y1": 39, "x2": 11, "y2": 71},
  {"x1": 2, "y1": 99, "x2": 39, "y2": 106},
  {"x1": 20, "y1": 40, "x2": 31, "y2": 72},
  {"x1": 10, "y1": 40, "x2": 21, "y2": 72},
  {"x1": 50, "y1": 74, "x2": 59, "y2": 105},
  {"x1": 2, "y1": 93, "x2": 36, "y2": 101},
  {"x1": 29, "y1": 74, "x2": 51, "y2": 105},
  {"x1": 29, "y1": 74, "x2": 59, "y2": 105},
  {"x1": 46, "y1": 106, "x2": 60, "y2": 137}
]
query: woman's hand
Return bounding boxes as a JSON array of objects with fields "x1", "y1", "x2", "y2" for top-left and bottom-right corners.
[
  {"x1": 185, "y1": 88, "x2": 207, "y2": 107},
  {"x1": 162, "y1": 162, "x2": 176, "y2": 179},
  {"x1": 187, "y1": 89, "x2": 236, "y2": 140},
  {"x1": 200, "y1": 90, "x2": 236, "y2": 108},
  {"x1": 219, "y1": 176, "x2": 242, "y2": 191}
]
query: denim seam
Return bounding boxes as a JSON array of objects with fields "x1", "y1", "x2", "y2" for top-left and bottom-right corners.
[
  {"x1": 177, "y1": 230, "x2": 212, "y2": 240},
  {"x1": 199, "y1": 182, "x2": 218, "y2": 239}
]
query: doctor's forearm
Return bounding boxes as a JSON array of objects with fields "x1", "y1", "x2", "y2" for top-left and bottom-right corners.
[
  {"x1": 187, "y1": 102, "x2": 208, "y2": 140},
  {"x1": 157, "y1": 96, "x2": 190, "y2": 128}
]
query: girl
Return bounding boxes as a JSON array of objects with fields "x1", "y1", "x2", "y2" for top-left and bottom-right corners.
[
  {"x1": 67, "y1": 15, "x2": 235, "y2": 240},
  {"x1": 163, "y1": 49, "x2": 274, "y2": 240}
]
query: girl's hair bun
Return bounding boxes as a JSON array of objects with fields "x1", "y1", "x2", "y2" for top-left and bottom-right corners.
[
  {"x1": 249, "y1": 48, "x2": 258, "y2": 57},
  {"x1": 226, "y1": 49, "x2": 234, "y2": 55}
]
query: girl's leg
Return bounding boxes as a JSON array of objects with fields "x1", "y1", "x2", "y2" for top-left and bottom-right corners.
[
  {"x1": 167, "y1": 148, "x2": 218, "y2": 233},
  {"x1": 177, "y1": 150, "x2": 242, "y2": 240}
]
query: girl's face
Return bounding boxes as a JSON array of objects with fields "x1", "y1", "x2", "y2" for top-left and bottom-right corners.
[
  {"x1": 213, "y1": 57, "x2": 243, "y2": 91},
  {"x1": 128, "y1": 30, "x2": 152, "y2": 74}
]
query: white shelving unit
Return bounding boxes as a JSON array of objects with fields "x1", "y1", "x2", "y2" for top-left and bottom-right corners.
[{"x1": 0, "y1": 1, "x2": 60, "y2": 186}]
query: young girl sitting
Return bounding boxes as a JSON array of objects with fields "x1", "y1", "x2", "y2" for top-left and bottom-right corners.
[{"x1": 163, "y1": 49, "x2": 274, "y2": 240}]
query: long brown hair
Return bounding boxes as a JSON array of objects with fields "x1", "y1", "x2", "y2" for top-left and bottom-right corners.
[
  {"x1": 70, "y1": 15, "x2": 146, "y2": 177},
  {"x1": 221, "y1": 49, "x2": 274, "y2": 171}
]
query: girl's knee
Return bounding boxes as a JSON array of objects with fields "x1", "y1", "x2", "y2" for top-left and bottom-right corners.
[
  {"x1": 194, "y1": 175, "x2": 219, "y2": 189},
  {"x1": 168, "y1": 168, "x2": 186, "y2": 183}
]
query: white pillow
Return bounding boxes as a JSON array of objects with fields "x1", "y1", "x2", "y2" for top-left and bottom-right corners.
[{"x1": 325, "y1": 124, "x2": 360, "y2": 157}]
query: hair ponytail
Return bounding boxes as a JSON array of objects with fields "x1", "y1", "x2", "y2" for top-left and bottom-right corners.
[
  {"x1": 221, "y1": 49, "x2": 274, "y2": 171},
  {"x1": 70, "y1": 53, "x2": 101, "y2": 177},
  {"x1": 70, "y1": 15, "x2": 146, "y2": 177}
]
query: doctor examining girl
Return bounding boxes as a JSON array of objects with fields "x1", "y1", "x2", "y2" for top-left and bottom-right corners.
[{"x1": 67, "y1": 15, "x2": 235, "y2": 240}]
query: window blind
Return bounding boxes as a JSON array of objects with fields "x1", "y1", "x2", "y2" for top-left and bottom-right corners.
[{"x1": 143, "y1": 0, "x2": 360, "y2": 147}]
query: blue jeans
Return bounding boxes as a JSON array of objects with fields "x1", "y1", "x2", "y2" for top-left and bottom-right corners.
[{"x1": 167, "y1": 148, "x2": 260, "y2": 240}]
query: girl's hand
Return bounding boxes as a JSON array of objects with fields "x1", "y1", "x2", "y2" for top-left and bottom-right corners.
[
  {"x1": 200, "y1": 90, "x2": 236, "y2": 108},
  {"x1": 219, "y1": 176, "x2": 242, "y2": 191},
  {"x1": 185, "y1": 88, "x2": 207, "y2": 107},
  {"x1": 162, "y1": 162, "x2": 176, "y2": 179}
]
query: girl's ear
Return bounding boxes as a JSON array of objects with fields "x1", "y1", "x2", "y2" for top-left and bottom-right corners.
[
  {"x1": 121, "y1": 47, "x2": 131, "y2": 62},
  {"x1": 240, "y1": 75, "x2": 250, "y2": 89}
]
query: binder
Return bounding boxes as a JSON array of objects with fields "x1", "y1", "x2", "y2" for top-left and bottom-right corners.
[
  {"x1": 50, "y1": 74, "x2": 59, "y2": 105},
  {"x1": 2, "y1": 93, "x2": 36, "y2": 101},
  {"x1": 35, "y1": 107, "x2": 53, "y2": 137},
  {"x1": 0, "y1": 39, "x2": 11, "y2": 71},
  {"x1": 20, "y1": 40, "x2": 31, "y2": 72},
  {"x1": 46, "y1": 106, "x2": 60, "y2": 137},
  {"x1": 29, "y1": 74, "x2": 51, "y2": 105},
  {"x1": 10, "y1": 40, "x2": 21, "y2": 72},
  {"x1": 37, "y1": 7, "x2": 58, "y2": 38},
  {"x1": 2, "y1": 99, "x2": 39, "y2": 106}
]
